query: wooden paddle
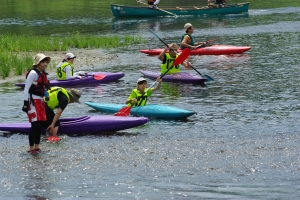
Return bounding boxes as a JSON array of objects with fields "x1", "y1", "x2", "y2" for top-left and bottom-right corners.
[
  {"x1": 148, "y1": 28, "x2": 214, "y2": 82},
  {"x1": 136, "y1": 0, "x2": 178, "y2": 18},
  {"x1": 114, "y1": 48, "x2": 191, "y2": 117}
]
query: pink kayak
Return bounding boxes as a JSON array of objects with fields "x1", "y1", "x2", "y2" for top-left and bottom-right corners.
[{"x1": 140, "y1": 45, "x2": 251, "y2": 55}]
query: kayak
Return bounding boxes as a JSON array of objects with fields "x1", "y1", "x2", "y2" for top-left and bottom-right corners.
[
  {"x1": 15, "y1": 72, "x2": 125, "y2": 87},
  {"x1": 140, "y1": 45, "x2": 252, "y2": 55},
  {"x1": 0, "y1": 115, "x2": 148, "y2": 134},
  {"x1": 140, "y1": 70, "x2": 207, "y2": 83},
  {"x1": 85, "y1": 102, "x2": 196, "y2": 119}
]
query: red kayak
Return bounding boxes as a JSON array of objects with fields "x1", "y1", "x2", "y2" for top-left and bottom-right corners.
[{"x1": 140, "y1": 45, "x2": 251, "y2": 55}]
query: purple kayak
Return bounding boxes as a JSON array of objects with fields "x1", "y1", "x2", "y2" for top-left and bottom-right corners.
[
  {"x1": 140, "y1": 70, "x2": 207, "y2": 83},
  {"x1": 15, "y1": 71, "x2": 124, "y2": 87},
  {"x1": 0, "y1": 115, "x2": 148, "y2": 134}
]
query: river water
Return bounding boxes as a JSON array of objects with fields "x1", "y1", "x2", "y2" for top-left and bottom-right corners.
[{"x1": 0, "y1": 1, "x2": 300, "y2": 199}]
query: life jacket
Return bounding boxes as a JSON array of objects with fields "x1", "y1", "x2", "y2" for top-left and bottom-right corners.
[
  {"x1": 56, "y1": 62, "x2": 74, "y2": 80},
  {"x1": 25, "y1": 68, "x2": 50, "y2": 104},
  {"x1": 128, "y1": 88, "x2": 152, "y2": 107},
  {"x1": 45, "y1": 87, "x2": 70, "y2": 110},
  {"x1": 161, "y1": 53, "x2": 180, "y2": 74},
  {"x1": 181, "y1": 34, "x2": 195, "y2": 49}
]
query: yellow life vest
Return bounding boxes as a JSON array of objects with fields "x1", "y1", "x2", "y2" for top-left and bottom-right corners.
[
  {"x1": 56, "y1": 62, "x2": 74, "y2": 80},
  {"x1": 161, "y1": 53, "x2": 180, "y2": 74},
  {"x1": 127, "y1": 88, "x2": 153, "y2": 107},
  {"x1": 45, "y1": 87, "x2": 70, "y2": 110}
]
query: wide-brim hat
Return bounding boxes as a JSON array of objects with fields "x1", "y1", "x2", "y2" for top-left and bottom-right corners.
[
  {"x1": 33, "y1": 53, "x2": 51, "y2": 66},
  {"x1": 67, "y1": 88, "x2": 82, "y2": 103},
  {"x1": 168, "y1": 43, "x2": 179, "y2": 50},
  {"x1": 184, "y1": 23, "x2": 193, "y2": 31}
]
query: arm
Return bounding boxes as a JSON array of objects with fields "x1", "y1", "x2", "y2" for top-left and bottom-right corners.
[
  {"x1": 158, "y1": 47, "x2": 168, "y2": 61},
  {"x1": 47, "y1": 107, "x2": 63, "y2": 135},
  {"x1": 126, "y1": 90, "x2": 138, "y2": 104},
  {"x1": 24, "y1": 71, "x2": 37, "y2": 100},
  {"x1": 194, "y1": 41, "x2": 207, "y2": 47},
  {"x1": 65, "y1": 66, "x2": 82, "y2": 80},
  {"x1": 181, "y1": 61, "x2": 192, "y2": 69},
  {"x1": 151, "y1": 77, "x2": 162, "y2": 92}
]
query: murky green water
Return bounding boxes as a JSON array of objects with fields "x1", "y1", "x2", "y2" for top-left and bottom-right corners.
[{"x1": 0, "y1": 1, "x2": 300, "y2": 199}]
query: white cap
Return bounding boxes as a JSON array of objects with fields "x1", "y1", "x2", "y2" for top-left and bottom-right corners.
[
  {"x1": 184, "y1": 23, "x2": 193, "y2": 31},
  {"x1": 65, "y1": 53, "x2": 76, "y2": 60},
  {"x1": 137, "y1": 78, "x2": 147, "y2": 84}
]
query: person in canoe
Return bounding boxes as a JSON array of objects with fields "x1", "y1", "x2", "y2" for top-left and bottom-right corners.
[
  {"x1": 181, "y1": 23, "x2": 208, "y2": 49},
  {"x1": 158, "y1": 43, "x2": 192, "y2": 74},
  {"x1": 45, "y1": 87, "x2": 82, "y2": 141},
  {"x1": 137, "y1": 0, "x2": 160, "y2": 9},
  {"x1": 56, "y1": 52, "x2": 83, "y2": 80},
  {"x1": 208, "y1": 0, "x2": 226, "y2": 8},
  {"x1": 22, "y1": 53, "x2": 51, "y2": 154},
  {"x1": 126, "y1": 77, "x2": 162, "y2": 107}
]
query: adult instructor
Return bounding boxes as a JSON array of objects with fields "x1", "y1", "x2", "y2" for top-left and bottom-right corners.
[
  {"x1": 45, "y1": 87, "x2": 82, "y2": 141},
  {"x1": 181, "y1": 23, "x2": 208, "y2": 49}
]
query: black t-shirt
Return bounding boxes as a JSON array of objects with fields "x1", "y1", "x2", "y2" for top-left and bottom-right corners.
[{"x1": 57, "y1": 91, "x2": 69, "y2": 111}]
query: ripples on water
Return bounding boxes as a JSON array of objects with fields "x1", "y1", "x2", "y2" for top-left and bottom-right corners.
[{"x1": 0, "y1": 6, "x2": 300, "y2": 200}]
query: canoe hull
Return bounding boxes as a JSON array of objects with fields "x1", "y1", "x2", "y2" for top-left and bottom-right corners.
[
  {"x1": 140, "y1": 45, "x2": 252, "y2": 56},
  {"x1": 0, "y1": 116, "x2": 148, "y2": 134},
  {"x1": 140, "y1": 70, "x2": 207, "y2": 83},
  {"x1": 85, "y1": 102, "x2": 196, "y2": 119},
  {"x1": 111, "y1": 3, "x2": 249, "y2": 17},
  {"x1": 15, "y1": 72, "x2": 124, "y2": 87}
]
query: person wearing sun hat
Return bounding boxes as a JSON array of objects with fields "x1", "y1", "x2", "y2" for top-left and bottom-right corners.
[
  {"x1": 158, "y1": 43, "x2": 192, "y2": 74},
  {"x1": 56, "y1": 52, "x2": 82, "y2": 80},
  {"x1": 181, "y1": 23, "x2": 208, "y2": 49},
  {"x1": 44, "y1": 87, "x2": 82, "y2": 141},
  {"x1": 125, "y1": 77, "x2": 162, "y2": 107},
  {"x1": 22, "y1": 53, "x2": 51, "y2": 154},
  {"x1": 145, "y1": 0, "x2": 160, "y2": 9}
]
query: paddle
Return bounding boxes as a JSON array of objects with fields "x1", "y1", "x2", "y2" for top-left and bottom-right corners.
[
  {"x1": 194, "y1": 38, "x2": 216, "y2": 48},
  {"x1": 77, "y1": 72, "x2": 106, "y2": 80},
  {"x1": 114, "y1": 48, "x2": 191, "y2": 117},
  {"x1": 136, "y1": 0, "x2": 178, "y2": 18},
  {"x1": 148, "y1": 28, "x2": 214, "y2": 81}
]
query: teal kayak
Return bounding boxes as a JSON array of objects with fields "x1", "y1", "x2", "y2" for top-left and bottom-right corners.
[{"x1": 85, "y1": 102, "x2": 196, "y2": 119}]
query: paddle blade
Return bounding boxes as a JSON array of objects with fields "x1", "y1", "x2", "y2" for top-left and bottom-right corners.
[
  {"x1": 114, "y1": 106, "x2": 132, "y2": 117},
  {"x1": 204, "y1": 74, "x2": 214, "y2": 82},
  {"x1": 94, "y1": 74, "x2": 106, "y2": 80},
  {"x1": 173, "y1": 48, "x2": 191, "y2": 66}
]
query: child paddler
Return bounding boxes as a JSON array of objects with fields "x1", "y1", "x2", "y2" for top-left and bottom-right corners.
[
  {"x1": 22, "y1": 53, "x2": 51, "y2": 154},
  {"x1": 158, "y1": 43, "x2": 192, "y2": 74},
  {"x1": 181, "y1": 23, "x2": 208, "y2": 49},
  {"x1": 126, "y1": 77, "x2": 162, "y2": 107},
  {"x1": 56, "y1": 52, "x2": 82, "y2": 80}
]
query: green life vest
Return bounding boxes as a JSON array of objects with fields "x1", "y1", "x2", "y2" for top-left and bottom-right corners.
[
  {"x1": 45, "y1": 87, "x2": 70, "y2": 110},
  {"x1": 181, "y1": 34, "x2": 195, "y2": 48},
  {"x1": 161, "y1": 53, "x2": 180, "y2": 74},
  {"x1": 56, "y1": 62, "x2": 74, "y2": 80},
  {"x1": 127, "y1": 88, "x2": 153, "y2": 107}
]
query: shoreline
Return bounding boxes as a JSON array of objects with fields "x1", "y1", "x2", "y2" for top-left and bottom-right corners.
[{"x1": 0, "y1": 49, "x2": 114, "y2": 84}]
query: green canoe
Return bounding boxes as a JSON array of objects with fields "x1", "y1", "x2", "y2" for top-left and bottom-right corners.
[{"x1": 111, "y1": 2, "x2": 249, "y2": 18}]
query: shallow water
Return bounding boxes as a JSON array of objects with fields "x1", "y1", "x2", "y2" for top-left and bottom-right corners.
[{"x1": 1, "y1": 3, "x2": 300, "y2": 200}]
